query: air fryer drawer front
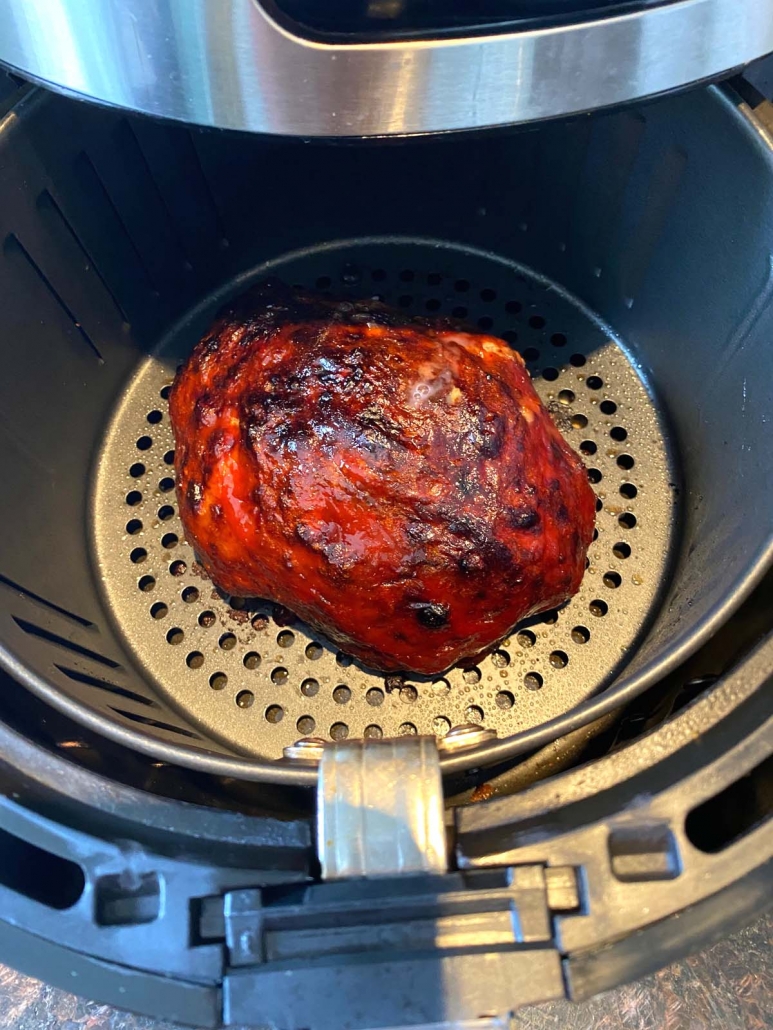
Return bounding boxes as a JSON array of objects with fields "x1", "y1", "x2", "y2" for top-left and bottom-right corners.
[{"x1": 0, "y1": 0, "x2": 773, "y2": 135}]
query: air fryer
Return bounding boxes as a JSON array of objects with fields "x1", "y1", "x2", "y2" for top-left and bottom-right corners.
[{"x1": 0, "y1": 4, "x2": 770, "y2": 1028}]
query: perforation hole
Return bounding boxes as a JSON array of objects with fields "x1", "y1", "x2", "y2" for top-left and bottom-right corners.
[
  {"x1": 150, "y1": 602, "x2": 168, "y2": 620},
  {"x1": 491, "y1": 650, "x2": 509, "y2": 668},
  {"x1": 297, "y1": 715, "x2": 316, "y2": 734},
  {"x1": 236, "y1": 690, "x2": 254, "y2": 709},
  {"x1": 610, "y1": 426, "x2": 627, "y2": 442},
  {"x1": 571, "y1": 626, "x2": 590, "y2": 644},
  {"x1": 330, "y1": 721, "x2": 349, "y2": 740},
  {"x1": 613, "y1": 542, "x2": 632, "y2": 560},
  {"x1": 496, "y1": 691, "x2": 515, "y2": 709},
  {"x1": 549, "y1": 650, "x2": 568, "y2": 668},
  {"x1": 466, "y1": 705, "x2": 484, "y2": 723},
  {"x1": 161, "y1": 533, "x2": 178, "y2": 549},
  {"x1": 333, "y1": 685, "x2": 351, "y2": 705},
  {"x1": 551, "y1": 333, "x2": 567, "y2": 347},
  {"x1": 198, "y1": 610, "x2": 215, "y2": 627},
  {"x1": 454, "y1": 279, "x2": 470, "y2": 292},
  {"x1": 301, "y1": 678, "x2": 320, "y2": 697},
  {"x1": 524, "y1": 672, "x2": 543, "y2": 690},
  {"x1": 398, "y1": 722, "x2": 417, "y2": 736},
  {"x1": 617, "y1": 454, "x2": 635, "y2": 470},
  {"x1": 130, "y1": 547, "x2": 147, "y2": 564},
  {"x1": 603, "y1": 571, "x2": 622, "y2": 589},
  {"x1": 126, "y1": 491, "x2": 142, "y2": 507},
  {"x1": 126, "y1": 519, "x2": 142, "y2": 535},
  {"x1": 590, "y1": 599, "x2": 609, "y2": 617},
  {"x1": 477, "y1": 316, "x2": 493, "y2": 330},
  {"x1": 146, "y1": 410, "x2": 163, "y2": 425},
  {"x1": 600, "y1": 400, "x2": 617, "y2": 415},
  {"x1": 186, "y1": 651, "x2": 204, "y2": 669},
  {"x1": 523, "y1": 347, "x2": 540, "y2": 362},
  {"x1": 160, "y1": 385, "x2": 172, "y2": 401},
  {"x1": 129, "y1": 463, "x2": 145, "y2": 478},
  {"x1": 159, "y1": 477, "x2": 175, "y2": 493},
  {"x1": 463, "y1": 667, "x2": 481, "y2": 685},
  {"x1": 266, "y1": 705, "x2": 284, "y2": 723},
  {"x1": 136, "y1": 436, "x2": 152, "y2": 451},
  {"x1": 505, "y1": 299, "x2": 521, "y2": 313},
  {"x1": 138, "y1": 575, "x2": 155, "y2": 593},
  {"x1": 271, "y1": 667, "x2": 289, "y2": 685},
  {"x1": 620, "y1": 483, "x2": 638, "y2": 499},
  {"x1": 166, "y1": 627, "x2": 184, "y2": 644},
  {"x1": 243, "y1": 652, "x2": 261, "y2": 670},
  {"x1": 587, "y1": 468, "x2": 602, "y2": 484},
  {"x1": 580, "y1": 440, "x2": 597, "y2": 456},
  {"x1": 619, "y1": 512, "x2": 637, "y2": 530},
  {"x1": 277, "y1": 630, "x2": 295, "y2": 648},
  {"x1": 570, "y1": 353, "x2": 586, "y2": 367},
  {"x1": 169, "y1": 560, "x2": 186, "y2": 577},
  {"x1": 158, "y1": 505, "x2": 175, "y2": 521},
  {"x1": 529, "y1": 315, "x2": 545, "y2": 329},
  {"x1": 542, "y1": 367, "x2": 559, "y2": 382},
  {"x1": 163, "y1": 450, "x2": 175, "y2": 465},
  {"x1": 586, "y1": 376, "x2": 603, "y2": 390},
  {"x1": 558, "y1": 389, "x2": 575, "y2": 405},
  {"x1": 517, "y1": 630, "x2": 536, "y2": 648},
  {"x1": 305, "y1": 642, "x2": 323, "y2": 660},
  {"x1": 571, "y1": 413, "x2": 588, "y2": 429},
  {"x1": 182, "y1": 586, "x2": 199, "y2": 603},
  {"x1": 366, "y1": 687, "x2": 384, "y2": 706},
  {"x1": 399, "y1": 269, "x2": 414, "y2": 282},
  {"x1": 210, "y1": 673, "x2": 227, "y2": 690},
  {"x1": 219, "y1": 633, "x2": 236, "y2": 650}
]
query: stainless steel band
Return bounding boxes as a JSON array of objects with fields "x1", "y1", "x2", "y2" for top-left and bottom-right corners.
[
  {"x1": 317, "y1": 737, "x2": 447, "y2": 879},
  {"x1": 0, "y1": 0, "x2": 772, "y2": 136}
]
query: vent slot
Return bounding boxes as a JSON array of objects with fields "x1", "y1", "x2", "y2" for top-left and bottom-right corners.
[
  {"x1": 0, "y1": 828, "x2": 85, "y2": 910},
  {"x1": 12, "y1": 616, "x2": 120, "y2": 669},
  {"x1": 4, "y1": 233, "x2": 103, "y2": 362},
  {"x1": 686, "y1": 752, "x2": 773, "y2": 854},
  {"x1": 55, "y1": 664, "x2": 155, "y2": 707},
  {"x1": 0, "y1": 573, "x2": 92, "y2": 627},
  {"x1": 108, "y1": 706, "x2": 201, "y2": 740},
  {"x1": 37, "y1": 188, "x2": 130, "y2": 324}
]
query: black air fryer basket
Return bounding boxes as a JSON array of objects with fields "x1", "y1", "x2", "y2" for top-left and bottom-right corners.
[{"x1": 0, "y1": 71, "x2": 771, "y2": 1028}]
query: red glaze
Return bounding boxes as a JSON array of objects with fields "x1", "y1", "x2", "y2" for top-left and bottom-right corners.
[{"x1": 170, "y1": 280, "x2": 595, "y2": 675}]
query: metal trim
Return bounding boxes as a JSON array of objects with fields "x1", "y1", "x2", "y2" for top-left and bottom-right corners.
[
  {"x1": 0, "y1": 0, "x2": 772, "y2": 136},
  {"x1": 317, "y1": 737, "x2": 447, "y2": 879}
]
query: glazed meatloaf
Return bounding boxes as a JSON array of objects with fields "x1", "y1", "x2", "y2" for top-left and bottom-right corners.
[{"x1": 169, "y1": 280, "x2": 595, "y2": 675}]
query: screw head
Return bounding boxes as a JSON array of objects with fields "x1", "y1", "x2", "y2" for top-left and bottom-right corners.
[
  {"x1": 283, "y1": 737, "x2": 327, "y2": 762},
  {"x1": 437, "y1": 723, "x2": 497, "y2": 753}
]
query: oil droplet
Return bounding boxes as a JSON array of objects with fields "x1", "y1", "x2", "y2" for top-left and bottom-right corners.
[{"x1": 632, "y1": 573, "x2": 643, "y2": 586}]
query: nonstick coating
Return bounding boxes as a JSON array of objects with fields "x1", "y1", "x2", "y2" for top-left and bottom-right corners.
[{"x1": 0, "y1": 84, "x2": 771, "y2": 784}]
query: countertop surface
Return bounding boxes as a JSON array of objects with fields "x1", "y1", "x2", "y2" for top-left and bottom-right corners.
[{"x1": 0, "y1": 912, "x2": 769, "y2": 1030}]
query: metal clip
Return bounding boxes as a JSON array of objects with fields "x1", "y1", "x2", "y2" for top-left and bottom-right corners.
[{"x1": 317, "y1": 736, "x2": 446, "y2": 880}]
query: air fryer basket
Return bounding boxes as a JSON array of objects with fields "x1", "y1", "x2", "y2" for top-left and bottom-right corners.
[{"x1": 0, "y1": 83, "x2": 771, "y2": 785}]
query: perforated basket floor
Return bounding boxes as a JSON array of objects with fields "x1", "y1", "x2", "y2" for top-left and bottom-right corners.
[{"x1": 92, "y1": 238, "x2": 676, "y2": 760}]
